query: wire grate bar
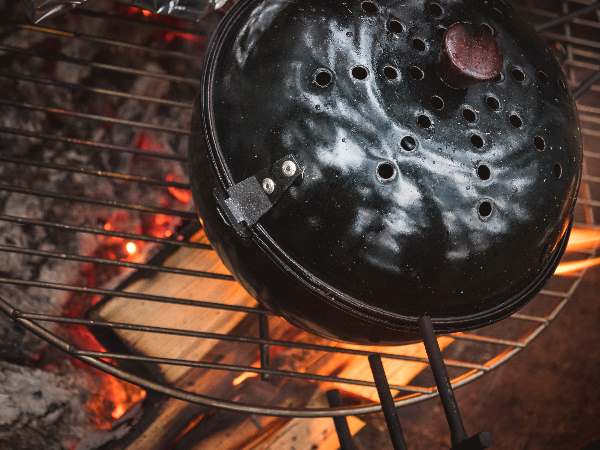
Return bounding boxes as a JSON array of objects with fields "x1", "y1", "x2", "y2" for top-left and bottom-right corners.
[
  {"x1": 574, "y1": 197, "x2": 600, "y2": 208},
  {"x1": 575, "y1": 70, "x2": 600, "y2": 99},
  {"x1": 0, "y1": 244, "x2": 233, "y2": 280},
  {"x1": 0, "y1": 156, "x2": 191, "y2": 189},
  {"x1": 0, "y1": 277, "x2": 267, "y2": 314},
  {"x1": 18, "y1": 312, "x2": 487, "y2": 371},
  {"x1": 510, "y1": 313, "x2": 549, "y2": 324},
  {"x1": 0, "y1": 0, "x2": 593, "y2": 419},
  {"x1": 69, "y1": 349, "x2": 433, "y2": 394},
  {"x1": 16, "y1": 24, "x2": 202, "y2": 62},
  {"x1": 580, "y1": 113, "x2": 600, "y2": 126},
  {"x1": 579, "y1": 105, "x2": 600, "y2": 115},
  {"x1": 0, "y1": 302, "x2": 437, "y2": 416},
  {"x1": 535, "y1": 0, "x2": 600, "y2": 32},
  {"x1": 521, "y1": 6, "x2": 600, "y2": 29},
  {"x1": 71, "y1": 8, "x2": 209, "y2": 35},
  {"x1": 0, "y1": 215, "x2": 209, "y2": 250},
  {"x1": 565, "y1": 59, "x2": 600, "y2": 74},
  {"x1": 450, "y1": 333, "x2": 526, "y2": 348},
  {"x1": 541, "y1": 31, "x2": 600, "y2": 50},
  {"x1": 540, "y1": 288, "x2": 569, "y2": 298},
  {"x1": 0, "y1": 126, "x2": 186, "y2": 162},
  {"x1": 0, "y1": 99, "x2": 191, "y2": 136},
  {"x1": 0, "y1": 70, "x2": 193, "y2": 109},
  {"x1": 0, "y1": 44, "x2": 200, "y2": 85},
  {"x1": 0, "y1": 184, "x2": 196, "y2": 219}
]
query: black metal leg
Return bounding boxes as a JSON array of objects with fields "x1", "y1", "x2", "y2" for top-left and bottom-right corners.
[
  {"x1": 258, "y1": 314, "x2": 270, "y2": 380},
  {"x1": 418, "y1": 315, "x2": 491, "y2": 450},
  {"x1": 326, "y1": 389, "x2": 358, "y2": 450},
  {"x1": 368, "y1": 353, "x2": 408, "y2": 450}
]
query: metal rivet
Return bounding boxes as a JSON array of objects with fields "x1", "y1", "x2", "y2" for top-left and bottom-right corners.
[
  {"x1": 262, "y1": 178, "x2": 276, "y2": 194},
  {"x1": 281, "y1": 160, "x2": 297, "y2": 177}
]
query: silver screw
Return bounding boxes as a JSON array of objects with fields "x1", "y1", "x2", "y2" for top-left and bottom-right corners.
[
  {"x1": 281, "y1": 160, "x2": 298, "y2": 177},
  {"x1": 262, "y1": 178, "x2": 276, "y2": 194}
]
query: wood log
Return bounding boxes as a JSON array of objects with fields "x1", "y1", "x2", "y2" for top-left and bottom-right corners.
[
  {"x1": 93, "y1": 234, "x2": 453, "y2": 449},
  {"x1": 93, "y1": 230, "x2": 257, "y2": 383}
]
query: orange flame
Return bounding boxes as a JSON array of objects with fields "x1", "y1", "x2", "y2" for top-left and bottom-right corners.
[
  {"x1": 86, "y1": 373, "x2": 147, "y2": 428},
  {"x1": 555, "y1": 257, "x2": 600, "y2": 276},
  {"x1": 555, "y1": 227, "x2": 600, "y2": 276},
  {"x1": 232, "y1": 371, "x2": 260, "y2": 386},
  {"x1": 565, "y1": 227, "x2": 600, "y2": 253}
]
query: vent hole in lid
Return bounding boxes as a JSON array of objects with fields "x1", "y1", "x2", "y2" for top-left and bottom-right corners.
[
  {"x1": 409, "y1": 65, "x2": 425, "y2": 80},
  {"x1": 480, "y1": 23, "x2": 495, "y2": 36},
  {"x1": 377, "y1": 161, "x2": 397, "y2": 181},
  {"x1": 554, "y1": 163, "x2": 563, "y2": 179},
  {"x1": 417, "y1": 114, "x2": 432, "y2": 128},
  {"x1": 352, "y1": 65, "x2": 369, "y2": 80},
  {"x1": 477, "y1": 164, "x2": 491, "y2": 180},
  {"x1": 384, "y1": 65, "x2": 399, "y2": 80},
  {"x1": 431, "y1": 95, "x2": 445, "y2": 110},
  {"x1": 486, "y1": 95, "x2": 501, "y2": 111},
  {"x1": 494, "y1": 72, "x2": 505, "y2": 83},
  {"x1": 427, "y1": 2, "x2": 444, "y2": 17},
  {"x1": 479, "y1": 200, "x2": 493, "y2": 218},
  {"x1": 537, "y1": 70, "x2": 549, "y2": 83},
  {"x1": 463, "y1": 107, "x2": 477, "y2": 122},
  {"x1": 314, "y1": 69, "x2": 333, "y2": 87},
  {"x1": 511, "y1": 67, "x2": 526, "y2": 82},
  {"x1": 534, "y1": 135, "x2": 546, "y2": 151},
  {"x1": 509, "y1": 113, "x2": 523, "y2": 128},
  {"x1": 436, "y1": 25, "x2": 448, "y2": 39},
  {"x1": 361, "y1": 1, "x2": 378, "y2": 14},
  {"x1": 388, "y1": 19, "x2": 404, "y2": 34},
  {"x1": 401, "y1": 136, "x2": 417, "y2": 151},
  {"x1": 471, "y1": 134, "x2": 484, "y2": 148},
  {"x1": 413, "y1": 38, "x2": 426, "y2": 52}
]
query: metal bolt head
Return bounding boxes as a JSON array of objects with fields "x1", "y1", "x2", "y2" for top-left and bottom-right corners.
[
  {"x1": 282, "y1": 160, "x2": 298, "y2": 177},
  {"x1": 262, "y1": 178, "x2": 276, "y2": 194}
]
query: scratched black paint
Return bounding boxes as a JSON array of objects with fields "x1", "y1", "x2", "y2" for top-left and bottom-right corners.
[{"x1": 189, "y1": 0, "x2": 582, "y2": 344}]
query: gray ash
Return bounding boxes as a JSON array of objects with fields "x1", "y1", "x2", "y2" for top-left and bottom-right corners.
[{"x1": 0, "y1": 1, "x2": 206, "y2": 446}]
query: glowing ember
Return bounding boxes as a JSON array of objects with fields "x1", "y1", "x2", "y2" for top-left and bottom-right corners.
[
  {"x1": 164, "y1": 31, "x2": 204, "y2": 44},
  {"x1": 232, "y1": 371, "x2": 260, "y2": 386},
  {"x1": 86, "y1": 372, "x2": 147, "y2": 429},
  {"x1": 126, "y1": 6, "x2": 153, "y2": 17},
  {"x1": 166, "y1": 174, "x2": 193, "y2": 204},
  {"x1": 125, "y1": 241, "x2": 138, "y2": 256}
]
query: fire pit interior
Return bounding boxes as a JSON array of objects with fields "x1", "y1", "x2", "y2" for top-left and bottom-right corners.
[{"x1": 0, "y1": 0, "x2": 599, "y2": 449}]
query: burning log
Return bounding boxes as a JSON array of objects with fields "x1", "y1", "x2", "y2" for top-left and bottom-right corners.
[{"x1": 92, "y1": 234, "x2": 451, "y2": 449}]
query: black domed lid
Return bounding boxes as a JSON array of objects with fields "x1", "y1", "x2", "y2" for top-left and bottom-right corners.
[{"x1": 200, "y1": 0, "x2": 582, "y2": 327}]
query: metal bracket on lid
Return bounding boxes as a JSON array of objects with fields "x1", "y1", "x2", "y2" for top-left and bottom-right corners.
[{"x1": 214, "y1": 154, "x2": 302, "y2": 237}]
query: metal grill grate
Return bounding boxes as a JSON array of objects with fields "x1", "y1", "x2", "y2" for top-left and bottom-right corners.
[{"x1": 0, "y1": 0, "x2": 599, "y2": 420}]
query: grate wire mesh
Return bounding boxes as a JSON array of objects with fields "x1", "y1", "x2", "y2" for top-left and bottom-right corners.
[{"x1": 0, "y1": 0, "x2": 598, "y2": 418}]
